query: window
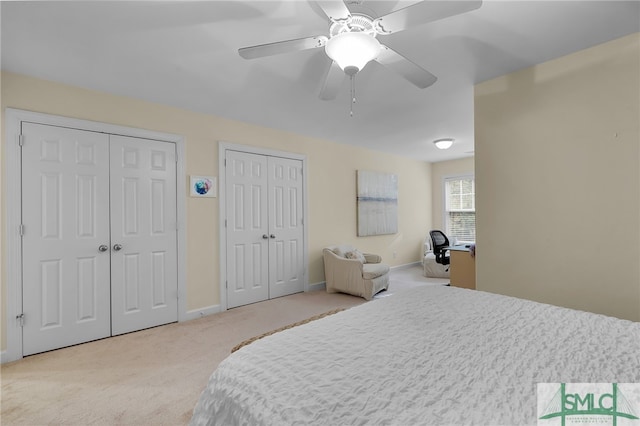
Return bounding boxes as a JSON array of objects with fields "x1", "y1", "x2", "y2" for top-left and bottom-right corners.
[{"x1": 444, "y1": 176, "x2": 475, "y2": 243}]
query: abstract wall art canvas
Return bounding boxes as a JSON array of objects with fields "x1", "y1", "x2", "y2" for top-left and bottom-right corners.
[
  {"x1": 190, "y1": 176, "x2": 217, "y2": 197},
  {"x1": 356, "y1": 170, "x2": 398, "y2": 236}
]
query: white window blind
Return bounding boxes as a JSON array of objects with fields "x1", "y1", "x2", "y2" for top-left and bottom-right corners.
[{"x1": 445, "y1": 176, "x2": 475, "y2": 242}]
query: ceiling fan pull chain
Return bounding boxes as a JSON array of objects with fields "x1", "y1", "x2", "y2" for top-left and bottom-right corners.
[{"x1": 350, "y1": 74, "x2": 356, "y2": 117}]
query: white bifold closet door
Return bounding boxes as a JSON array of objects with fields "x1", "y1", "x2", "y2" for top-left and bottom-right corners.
[
  {"x1": 21, "y1": 123, "x2": 177, "y2": 356},
  {"x1": 225, "y1": 150, "x2": 304, "y2": 309}
]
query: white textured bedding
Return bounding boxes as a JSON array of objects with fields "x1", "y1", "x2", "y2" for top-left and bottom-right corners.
[{"x1": 191, "y1": 286, "x2": 640, "y2": 425}]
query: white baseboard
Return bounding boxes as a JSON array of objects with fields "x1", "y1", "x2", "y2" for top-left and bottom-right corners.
[
  {"x1": 308, "y1": 281, "x2": 326, "y2": 292},
  {"x1": 183, "y1": 304, "x2": 221, "y2": 322},
  {"x1": 0, "y1": 349, "x2": 20, "y2": 364}
]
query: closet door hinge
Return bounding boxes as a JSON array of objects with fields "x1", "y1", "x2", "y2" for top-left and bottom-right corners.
[
  {"x1": 18, "y1": 134, "x2": 25, "y2": 147},
  {"x1": 19, "y1": 224, "x2": 25, "y2": 236},
  {"x1": 16, "y1": 314, "x2": 25, "y2": 327}
]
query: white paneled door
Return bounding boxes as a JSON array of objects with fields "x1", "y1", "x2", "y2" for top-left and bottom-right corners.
[
  {"x1": 21, "y1": 123, "x2": 178, "y2": 356},
  {"x1": 109, "y1": 135, "x2": 178, "y2": 335},
  {"x1": 226, "y1": 151, "x2": 270, "y2": 308},
  {"x1": 22, "y1": 123, "x2": 112, "y2": 356},
  {"x1": 268, "y1": 157, "x2": 304, "y2": 299},
  {"x1": 225, "y1": 151, "x2": 304, "y2": 309}
]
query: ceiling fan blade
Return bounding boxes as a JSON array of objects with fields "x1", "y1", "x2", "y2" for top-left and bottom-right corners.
[
  {"x1": 375, "y1": 44, "x2": 437, "y2": 89},
  {"x1": 319, "y1": 61, "x2": 345, "y2": 100},
  {"x1": 374, "y1": 0, "x2": 482, "y2": 34},
  {"x1": 239, "y1": 36, "x2": 328, "y2": 60},
  {"x1": 315, "y1": 0, "x2": 352, "y2": 22}
]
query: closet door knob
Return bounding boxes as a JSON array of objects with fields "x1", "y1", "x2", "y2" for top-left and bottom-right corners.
[
  {"x1": 98, "y1": 245, "x2": 109, "y2": 252},
  {"x1": 262, "y1": 234, "x2": 269, "y2": 239},
  {"x1": 270, "y1": 234, "x2": 276, "y2": 239},
  {"x1": 113, "y1": 244, "x2": 123, "y2": 251}
]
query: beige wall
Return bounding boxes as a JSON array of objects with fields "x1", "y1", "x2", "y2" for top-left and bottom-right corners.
[
  {"x1": 475, "y1": 33, "x2": 640, "y2": 321},
  {"x1": 1, "y1": 72, "x2": 433, "y2": 351},
  {"x1": 431, "y1": 157, "x2": 475, "y2": 235}
]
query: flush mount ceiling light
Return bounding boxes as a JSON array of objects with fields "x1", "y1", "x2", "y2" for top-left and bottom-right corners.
[
  {"x1": 434, "y1": 138, "x2": 455, "y2": 150},
  {"x1": 325, "y1": 31, "x2": 381, "y2": 76}
]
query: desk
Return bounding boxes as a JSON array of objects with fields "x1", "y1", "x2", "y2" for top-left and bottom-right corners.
[{"x1": 448, "y1": 246, "x2": 476, "y2": 290}]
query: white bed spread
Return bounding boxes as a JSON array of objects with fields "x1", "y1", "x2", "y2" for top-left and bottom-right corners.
[{"x1": 191, "y1": 286, "x2": 640, "y2": 425}]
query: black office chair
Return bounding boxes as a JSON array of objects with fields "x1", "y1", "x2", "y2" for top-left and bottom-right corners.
[{"x1": 429, "y1": 230, "x2": 451, "y2": 268}]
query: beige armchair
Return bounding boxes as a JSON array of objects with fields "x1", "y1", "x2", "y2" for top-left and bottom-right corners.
[{"x1": 323, "y1": 245, "x2": 390, "y2": 300}]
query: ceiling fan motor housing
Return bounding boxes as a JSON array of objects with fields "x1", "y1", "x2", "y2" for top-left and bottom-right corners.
[{"x1": 329, "y1": 13, "x2": 377, "y2": 38}]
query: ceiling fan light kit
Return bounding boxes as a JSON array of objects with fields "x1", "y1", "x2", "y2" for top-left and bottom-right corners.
[
  {"x1": 325, "y1": 31, "x2": 381, "y2": 76},
  {"x1": 434, "y1": 138, "x2": 455, "y2": 150}
]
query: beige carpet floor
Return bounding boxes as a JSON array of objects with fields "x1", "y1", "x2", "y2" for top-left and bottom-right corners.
[{"x1": 1, "y1": 265, "x2": 446, "y2": 425}]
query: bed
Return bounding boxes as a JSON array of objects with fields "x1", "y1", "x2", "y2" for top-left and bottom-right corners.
[{"x1": 190, "y1": 285, "x2": 640, "y2": 425}]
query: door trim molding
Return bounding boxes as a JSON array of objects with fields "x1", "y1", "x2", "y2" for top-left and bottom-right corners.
[
  {"x1": 3, "y1": 108, "x2": 187, "y2": 363},
  {"x1": 218, "y1": 142, "x2": 309, "y2": 312}
]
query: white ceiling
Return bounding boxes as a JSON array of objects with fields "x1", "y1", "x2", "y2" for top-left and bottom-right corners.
[{"x1": 2, "y1": 1, "x2": 639, "y2": 162}]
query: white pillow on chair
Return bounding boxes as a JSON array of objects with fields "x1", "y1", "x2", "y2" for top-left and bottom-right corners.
[{"x1": 345, "y1": 250, "x2": 366, "y2": 263}]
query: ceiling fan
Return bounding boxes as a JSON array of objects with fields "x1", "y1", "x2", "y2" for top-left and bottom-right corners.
[{"x1": 238, "y1": 1, "x2": 482, "y2": 101}]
